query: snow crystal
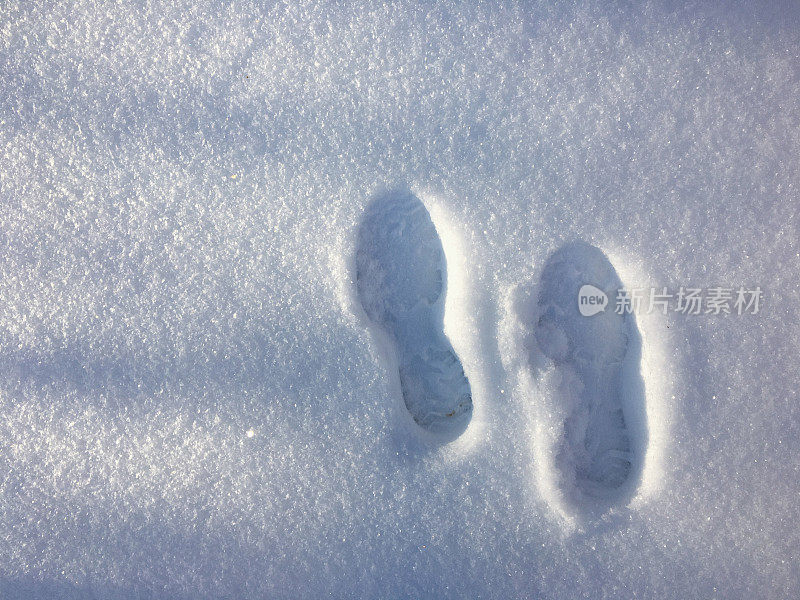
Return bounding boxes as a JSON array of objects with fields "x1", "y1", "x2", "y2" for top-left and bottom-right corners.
[{"x1": 1, "y1": 0, "x2": 798, "y2": 598}]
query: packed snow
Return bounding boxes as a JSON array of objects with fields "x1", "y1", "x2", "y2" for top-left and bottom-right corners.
[
  {"x1": 1, "y1": 1, "x2": 799, "y2": 598},
  {"x1": 355, "y1": 189, "x2": 473, "y2": 437}
]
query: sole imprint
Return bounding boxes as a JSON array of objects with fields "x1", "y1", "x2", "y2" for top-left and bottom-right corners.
[
  {"x1": 355, "y1": 189, "x2": 472, "y2": 436},
  {"x1": 533, "y1": 241, "x2": 646, "y2": 513}
]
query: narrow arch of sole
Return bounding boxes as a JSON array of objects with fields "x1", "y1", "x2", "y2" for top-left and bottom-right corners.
[
  {"x1": 534, "y1": 241, "x2": 647, "y2": 516},
  {"x1": 355, "y1": 189, "x2": 472, "y2": 437}
]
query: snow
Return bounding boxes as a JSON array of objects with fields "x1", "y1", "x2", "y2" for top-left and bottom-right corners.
[{"x1": 1, "y1": 0, "x2": 799, "y2": 598}]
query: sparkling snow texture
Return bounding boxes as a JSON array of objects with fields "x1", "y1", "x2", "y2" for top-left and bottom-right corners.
[{"x1": 1, "y1": 1, "x2": 799, "y2": 598}]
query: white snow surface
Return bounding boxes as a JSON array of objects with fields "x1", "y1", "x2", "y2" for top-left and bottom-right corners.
[{"x1": 1, "y1": 1, "x2": 799, "y2": 598}]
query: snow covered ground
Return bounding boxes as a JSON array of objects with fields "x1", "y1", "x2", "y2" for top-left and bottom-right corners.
[{"x1": 1, "y1": 1, "x2": 799, "y2": 598}]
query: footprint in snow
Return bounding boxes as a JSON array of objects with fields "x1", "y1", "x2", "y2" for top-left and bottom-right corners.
[
  {"x1": 355, "y1": 189, "x2": 473, "y2": 437},
  {"x1": 532, "y1": 241, "x2": 647, "y2": 515}
]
